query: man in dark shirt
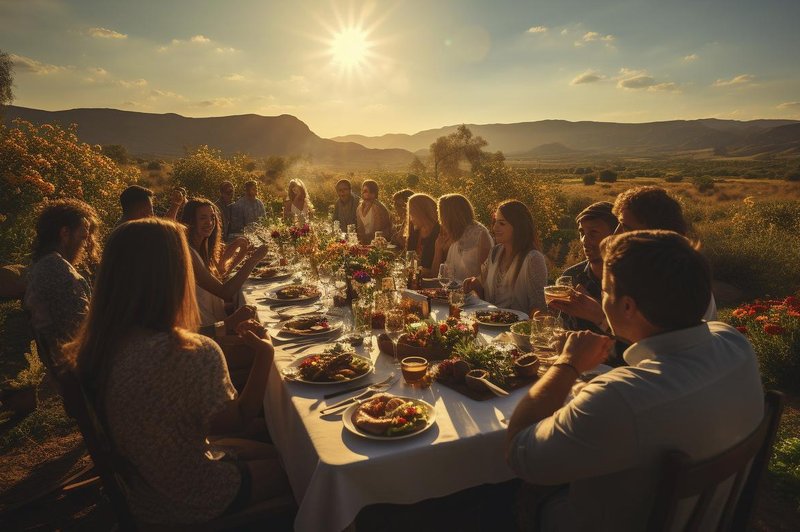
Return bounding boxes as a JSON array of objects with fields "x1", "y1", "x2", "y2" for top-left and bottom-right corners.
[
  {"x1": 560, "y1": 202, "x2": 617, "y2": 334},
  {"x1": 332, "y1": 179, "x2": 359, "y2": 230}
]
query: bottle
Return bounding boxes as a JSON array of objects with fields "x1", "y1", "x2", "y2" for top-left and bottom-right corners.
[{"x1": 405, "y1": 251, "x2": 419, "y2": 289}]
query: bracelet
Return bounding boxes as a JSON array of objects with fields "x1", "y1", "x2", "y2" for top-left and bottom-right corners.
[
  {"x1": 552, "y1": 362, "x2": 581, "y2": 379},
  {"x1": 214, "y1": 320, "x2": 227, "y2": 338}
]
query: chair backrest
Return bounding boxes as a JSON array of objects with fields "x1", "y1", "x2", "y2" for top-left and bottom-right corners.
[
  {"x1": 648, "y1": 390, "x2": 784, "y2": 532},
  {"x1": 58, "y1": 369, "x2": 138, "y2": 532}
]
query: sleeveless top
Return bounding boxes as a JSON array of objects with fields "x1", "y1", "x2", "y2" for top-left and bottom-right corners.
[
  {"x1": 290, "y1": 202, "x2": 310, "y2": 224},
  {"x1": 190, "y1": 248, "x2": 227, "y2": 326},
  {"x1": 482, "y1": 245, "x2": 548, "y2": 313},
  {"x1": 358, "y1": 203, "x2": 377, "y2": 237},
  {"x1": 445, "y1": 222, "x2": 492, "y2": 281}
]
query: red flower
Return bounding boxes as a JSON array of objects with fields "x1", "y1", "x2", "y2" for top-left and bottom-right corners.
[
  {"x1": 788, "y1": 310, "x2": 800, "y2": 318},
  {"x1": 763, "y1": 323, "x2": 786, "y2": 335},
  {"x1": 785, "y1": 296, "x2": 799, "y2": 308},
  {"x1": 732, "y1": 308, "x2": 748, "y2": 318},
  {"x1": 735, "y1": 326, "x2": 748, "y2": 335},
  {"x1": 439, "y1": 323, "x2": 448, "y2": 334}
]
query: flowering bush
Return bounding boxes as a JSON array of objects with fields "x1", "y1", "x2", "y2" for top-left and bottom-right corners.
[
  {"x1": 724, "y1": 294, "x2": 800, "y2": 392},
  {"x1": 0, "y1": 120, "x2": 138, "y2": 263}
]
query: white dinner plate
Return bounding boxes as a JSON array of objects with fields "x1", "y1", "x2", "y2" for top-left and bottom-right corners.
[
  {"x1": 264, "y1": 284, "x2": 321, "y2": 303},
  {"x1": 469, "y1": 308, "x2": 528, "y2": 327},
  {"x1": 249, "y1": 269, "x2": 292, "y2": 282},
  {"x1": 280, "y1": 317, "x2": 343, "y2": 337},
  {"x1": 284, "y1": 353, "x2": 374, "y2": 385},
  {"x1": 342, "y1": 397, "x2": 437, "y2": 440}
]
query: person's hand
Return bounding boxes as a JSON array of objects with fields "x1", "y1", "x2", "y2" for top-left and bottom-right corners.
[
  {"x1": 548, "y1": 289, "x2": 605, "y2": 326},
  {"x1": 224, "y1": 304, "x2": 257, "y2": 334},
  {"x1": 248, "y1": 244, "x2": 269, "y2": 263},
  {"x1": 236, "y1": 319, "x2": 274, "y2": 354},
  {"x1": 559, "y1": 331, "x2": 614, "y2": 374},
  {"x1": 170, "y1": 188, "x2": 187, "y2": 208},
  {"x1": 462, "y1": 276, "x2": 480, "y2": 294}
]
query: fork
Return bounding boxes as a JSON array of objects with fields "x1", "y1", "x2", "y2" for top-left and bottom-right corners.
[{"x1": 319, "y1": 374, "x2": 398, "y2": 415}]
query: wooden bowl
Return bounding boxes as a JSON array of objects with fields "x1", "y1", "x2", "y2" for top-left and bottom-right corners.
[
  {"x1": 514, "y1": 354, "x2": 540, "y2": 378},
  {"x1": 465, "y1": 369, "x2": 490, "y2": 393}
]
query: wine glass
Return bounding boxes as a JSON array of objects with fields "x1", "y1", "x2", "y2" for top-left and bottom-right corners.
[
  {"x1": 317, "y1": 262, "x2": 334, "y2": 312},
  {"x1": 448, "y1": 288, "x2": 465, "y2": 318},
  {"x1": 556, "y1": 275, "x2": 573, "y2": 288},
  {"x1": 438, "y1": 263, "x2": 451, "y2": 290},
  {"x1": 384, "y1": 308, "x2": 406, "y2": 368}
]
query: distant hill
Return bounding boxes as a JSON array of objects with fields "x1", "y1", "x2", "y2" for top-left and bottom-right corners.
[
  {"x1": 3, "y1": 106, "x2": 415, "y2": 168},
  {"x1": 333, "y1": 119, "x2": 800, "y2": 157}
]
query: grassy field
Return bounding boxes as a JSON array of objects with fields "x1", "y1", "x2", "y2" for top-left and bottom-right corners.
[{"x1": 1, "y1": 173, "x2": 799, "y2": 529}]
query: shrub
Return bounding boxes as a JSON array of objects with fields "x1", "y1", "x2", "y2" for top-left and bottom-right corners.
[
  {"x1": 0, "y1": 120, "x2": 138, "y2": 263},
  {"x1": 722, "y1": 295, "x2": 800, "y2": 393},
  {"x1": 692, "y1": 175, "x2": 715, "y2": 192},
  {"x1": 172, "y1": 145, "x2": 259, "y2": 202},
  {"x1": 146, "y1": 160, "x2": 162, "y2": 171},
  {"x1": 100, "y1": 144, "x2": 129, "y2": 165},
  {"x1": 664, "y1": 174, "x2": 684, "y2": 183},
  {"x1": 769, "y1": 436, "x2": 800, "y2": 511},
  {"x1": 582, "y1": 175, "x2": 596, "y2": 186},
  {"x1": 597, "y1": 169, "x2": 617, "y2": 183},
  {"x1": 786, "y1": 171, "x2": 800, "y2": 182}
]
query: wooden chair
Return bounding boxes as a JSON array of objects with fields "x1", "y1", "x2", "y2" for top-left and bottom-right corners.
[
  {"x1": 648, "y1": 390, "x2": 784, "y2": 532},
  {"x1": 58, "y1": 370, "x2": 296, "y2": 531}
]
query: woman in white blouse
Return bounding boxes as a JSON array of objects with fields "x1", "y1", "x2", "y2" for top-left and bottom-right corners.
[
  {"x1": 463, "y1": 200, "x2": 547, "y2": 314},
  {"x1": 283, "y1": 178, "x2": 314, "y2": 224},
  {"x1": 356, "y1": 179, "x2": 392, "y2": 244},
  {"x1": 431, "y1": 194, "x2": 492, "y2": 282}
]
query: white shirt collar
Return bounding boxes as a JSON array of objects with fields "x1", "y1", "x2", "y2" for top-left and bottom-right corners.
[{"x1": 623, "y1": 322, "x2": 711, "y2": 366}]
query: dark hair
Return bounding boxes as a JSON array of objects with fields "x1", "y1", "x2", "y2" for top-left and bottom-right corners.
[
  {"x1": 244, "y1": 180, "x2": 257, "y2": 190},
  {"x1": 180, "y1": 198, "x2": 222, "y2": 277},
  {"x1": 362, "y1": 180, "x2": 379, "y2": 197},
  {"x1": 335, "y1": 179, "x2": 352, "y2": 190},
  {"x1": 601, "y1": 230, "x2": 710, "y2": 330},
  {"x1": 219, "y1": 181, "x2": 234, "y2": 192},
  {"x1": 120, "y1": 185, "x2": 153, "y2": 216},
  {"x1": 32, "y1": 199, "x2": 100, "y2": 264},
  {"x1": 496, "y1": 200, "x2": 540, "y2": 282},
  {"x1": 392, "y1": 189, "x2": 414, "y2": 210},
  {"x1": 613, "y1": 186, "x2": 688, "y2": 235},
  {"x1": 576, "y1": 201, "x2": 618, "y2": 231}
]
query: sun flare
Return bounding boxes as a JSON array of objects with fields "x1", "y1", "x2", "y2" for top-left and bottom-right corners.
[{"x1": 330, "y1": 27, "x2": 372, "y2": 72}]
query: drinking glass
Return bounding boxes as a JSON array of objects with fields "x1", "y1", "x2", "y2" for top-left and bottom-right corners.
[
  {"x1": 448, "y1": 288, "x2": 465, "y2": 318},
  {"x1": 530, "y1": 315, "x2": 556, "y2": 351},
  {"x1": 438, "y1": 263, "x2": 452, "y2": 290},
  {"x1": 352, "y1": 298, "x2": 373, "y2": 348},
  {"x1": 556, "y1": 276, "x2": 573, "y2": 288},
  {"x1": 317, "y1": 263, "x2": 334, "y2": 312},
  {"x1": 384, "y1": 308, "x2": 406, "y2": 368},
  {"x1": 401, "y1": 356, "x2": 429, "y2": 386}
]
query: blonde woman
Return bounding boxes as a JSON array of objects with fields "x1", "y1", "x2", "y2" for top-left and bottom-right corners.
[
  {"x1": 356, "y1": 179, "x2": 392, "y2": 244},
  {"x1": 405, "y1": 193, "x2": 441, "y2": 276},
  {"x1": 463, "y1": 200, "x2": 547, "y2": 314},
  {"x1": 283, "y1": 178, "x2": 314, "y2": 224},
  {"x1": 66, "y1": 219, "x2": 288, "y2": 525},
  {"x1": 432, "y1": 194, "x2": 492, "y2": 282},
  {"x1": 391, "y1": 188, "x2": 415, "y2": 247}
]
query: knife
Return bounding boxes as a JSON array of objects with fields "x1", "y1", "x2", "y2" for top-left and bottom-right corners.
[{"x1": 323, "y1": 373, "x2": 394, "y2": 400}]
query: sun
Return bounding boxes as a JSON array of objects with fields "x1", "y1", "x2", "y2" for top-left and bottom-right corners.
[{"x1": 330, "y1": 27, "x2": 372, "y2": 72}]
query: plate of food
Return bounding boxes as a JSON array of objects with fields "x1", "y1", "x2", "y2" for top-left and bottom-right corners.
[
  {"x1": 470, "y1": 308, "x2": 528, "y2": 327},
  {"x1": 286, "y1": 347, "x2": 373, "y2": 384},
  {"x1": 249, "y1": 266, "x2": 291, "y2": 282},
  {"x1": 281, "y1": 313, "x2": 341, "y2": 336},
  {"x1": 416, "y1": 288, "x2": 450, "y2": 301},
  {"x1": 342, "y1": 393, "x2": 436, "y2": 440},
  {"x1": 265, "y1": 284, "x2": 321, "y2": 303}
]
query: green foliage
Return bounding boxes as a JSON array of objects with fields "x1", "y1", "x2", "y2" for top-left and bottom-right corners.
[
  {"x1": 0, "y1": 49, "x2": 12, "y2": 111},
  {"x1": 597, "y1": 169, "x2": 617, "y2": 183},
  {"x1": 0, "y1": 396, "x2": 75, "y2": 452},
  {"x1": 146, "y1": 160, "x2": 162, "y2": 171},
  {"x1": 769, "y1": 437, "x2": 800, "y2": 511},
  {"x1": 100, "y1": 144, "x2": 129, "y2": 165},
  {"x1": 171, "y1": 145, "x2": 254, "y2": 201},
  {"x1": 664, "y1": 174, "x2": 684, "y2": 183},
  {"x1": 0, "y1": 120, "x2": 139, "y2": 263},
  {"x1": 6, "y1": 343, "x2": 44, "y2": 389},
  {"x1": 692, "y1": 175, "x2": 715, "y2": 192},
  {"x1": 429, "y1": 125, "x2": 488, "y2": 179},
  {"x1": 582, "y1": 175, "x2": 596, "y2": 185}
]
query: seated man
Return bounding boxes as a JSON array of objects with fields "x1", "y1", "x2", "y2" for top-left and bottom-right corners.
[
  {"x1": 332, "y1": 178, "x2": 359, "y2": 231},
  {"x1": 229, "y1": 180, "x2": 266, "y2": 234},
  {"x1": 25, "y1": 199, "x2": 100, "y2": 361},
  {"x1": 118, "y1": 185, "x2": 155, "y2": 224},
  {"x1": 559, "y1": 201, "x2": 617, "y2": 333},
  {"x1": 506, "y1": 230, "x2": 764, "y2": 531}
]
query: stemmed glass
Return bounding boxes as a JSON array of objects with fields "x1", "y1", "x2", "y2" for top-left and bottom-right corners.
[
  {"x1": 384, "y1": 307, "x2": 406, "y2": 368},
  {"x1": 317, "y1": 262, "x2": 334, "y2": 313},
  {"x1": 448, "y1": 288, "x2": 465, "y2": 318},
  {"x1": 438, "y1": 263, "x2": 452, "y2": 290}
]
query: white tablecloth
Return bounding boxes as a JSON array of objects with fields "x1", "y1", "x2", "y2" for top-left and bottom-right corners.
[{"x1": 242, "y1": 281, "x2": 527, "y2": 532}]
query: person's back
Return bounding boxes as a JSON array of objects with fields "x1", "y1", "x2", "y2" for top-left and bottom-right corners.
[{"x1": 105, "y1": 329, "x2": 240, "y2": 524}]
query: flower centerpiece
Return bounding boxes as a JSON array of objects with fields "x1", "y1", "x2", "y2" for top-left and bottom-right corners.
[
  {"x1": 378, "y1": 317, "x2": 477, "y2": 360},
  {"x1": 725, "y1": 294, "x2": 800, "y2": 392}
]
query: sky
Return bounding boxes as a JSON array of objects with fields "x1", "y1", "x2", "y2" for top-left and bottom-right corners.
[{"x1": 1, "y1": 0, "x2": 799, "y2": 138}]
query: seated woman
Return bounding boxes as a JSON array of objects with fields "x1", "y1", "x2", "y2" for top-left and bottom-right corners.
[
  {"x1": 405, "y1": 193, "x2": 440, "y2": 277},
  {"x1": 283, "y1": 178, "x2": 314, "y2": 225},
  {"x1": 463, "y1": 200, "x2": 547, "y2": 314},
  {"x1": 356, "y1": 180, "x2": 392, "y2": 244},
  {"x1": 391, "y1": 188, "x2": 414, "y2": 248},
  {"x1": 432, "y1": 194, "x2": 492, "y2": 282},
  {"x1": 65, "y1": 218, "x2": 289, "y2": 525}
]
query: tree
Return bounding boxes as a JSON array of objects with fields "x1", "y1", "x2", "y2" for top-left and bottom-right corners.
[
  {"x1": 100, "y1": 144, "x2": 130, "y2": 165},
  {"x1": 597, "y1": 169, "x2": 618, "y2": 183},
  {"x1": 429, "y1": 125, "x2": 488, "y2": 179},
  {"x1": 0, "y1": 50, "x2": 13, "y2": 115}
]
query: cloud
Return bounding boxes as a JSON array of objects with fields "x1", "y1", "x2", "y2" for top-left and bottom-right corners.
[
  {"x1": 683, "y1": 53, "x2": 699, "y2": 62},
  {"x1": 10, "y1": 54, "x2": 63, "y2": 75},
  {"x1": 149, "y1": 89, "x2": 185, "y2": 101},
  {"x1": 223, "y1": 73, "x2": 245, "y2": 81},
  {"x1": 118, "y1": 78, "x2": 148, "y2": 88},
  {"x1": 190, "y1": 34, "x2": 210, "y2": 43},
  {"x1": 778, "y1": 101, "x2": 800, "y2": 110},
  {"x1": 194, "y1": 97, "x2": 236, "y2": 108},
  {"x1": 616, "y1": 68, "x2": 680, "y2": 92},
  {"x1": 86, "y1": 27, "x2": 127, "y2": 39},
  {"x1": 713, "y1": 74, "x2": 755, "y2": 87},
  {"x1": 527, "y1": 26, "x2": 548, "y2": 34},
  {"x1": 158, "y1": 34, "x2": 238, "y2": 54},
  {"x1": 575, "y1": 31, "x2": 615, "y2": 47},
  {"x1": 571, "y1": 70, "x2": 605, "y2": 85},
  {"x1": 215, "y1": 47, "x2": 239, "y2": 53}
]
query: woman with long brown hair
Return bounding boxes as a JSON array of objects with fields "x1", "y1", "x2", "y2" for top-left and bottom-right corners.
[
  {"x1": 463, "y1": 200, "x2": 547, "y2": 314},
  {"x1": 432, "y1": 193, "x2": 492, "y2": 281},
  {"x1": 405, "y1": 193, "x2": 440, "y2": 276},
  {"x1": 356, "y1": 179, "x2": 392, "y2": 244},
  {"x1": 66, "y1": 218, "x2": 288, "y2": 525}
]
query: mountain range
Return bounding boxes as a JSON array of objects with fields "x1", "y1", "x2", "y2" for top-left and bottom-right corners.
[{"x1": 4, "y1": 106, "x2": 800, "y2": 163}]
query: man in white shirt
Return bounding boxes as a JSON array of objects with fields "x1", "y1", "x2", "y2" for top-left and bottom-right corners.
[{"x1": 506, "y1": 230, "x2": 764, "y2": 531}]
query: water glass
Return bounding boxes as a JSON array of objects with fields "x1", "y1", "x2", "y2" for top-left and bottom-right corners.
[
  {"x1": 385, "y1": 309, "x2": 406, "y2": 367},
  {"x1": 438, "y1": 263, "x2": 451, "y2": 290}
]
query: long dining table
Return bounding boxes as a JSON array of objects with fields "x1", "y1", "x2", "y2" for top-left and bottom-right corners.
[{"x1": 242, "y1": 280, "x2": 530, "y2": 532}]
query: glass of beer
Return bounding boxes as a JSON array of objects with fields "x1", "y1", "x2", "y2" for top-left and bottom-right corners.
[
  {"x1": 401, "y1": 356, "x2": 429, "y2": 386},
  {"x1": 544, "y1": 285, "x2": 572, "y2": 306}
]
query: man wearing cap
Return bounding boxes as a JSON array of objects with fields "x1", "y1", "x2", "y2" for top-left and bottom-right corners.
[{"x1": 559, "y1": 202, "x2": 617, "y2": 334}]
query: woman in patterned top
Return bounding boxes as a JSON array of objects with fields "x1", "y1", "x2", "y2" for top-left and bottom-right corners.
[
  {"x1": 463, "y1": 200, "x2": 547, "y2": 314},
  {"x1": 66, "y1": 219, "x2": 288, "y2": 525}
]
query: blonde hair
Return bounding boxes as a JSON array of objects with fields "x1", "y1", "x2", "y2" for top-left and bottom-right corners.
[
  {"x1": 405, "y1": 193, "x2": 438, "y2": 244},
  {"x1": 66, "y1": 219, "x2": 200, "y2": 411},
  {"x1": 438, "y1": 194, "x2": 475, "y2": 242}
]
